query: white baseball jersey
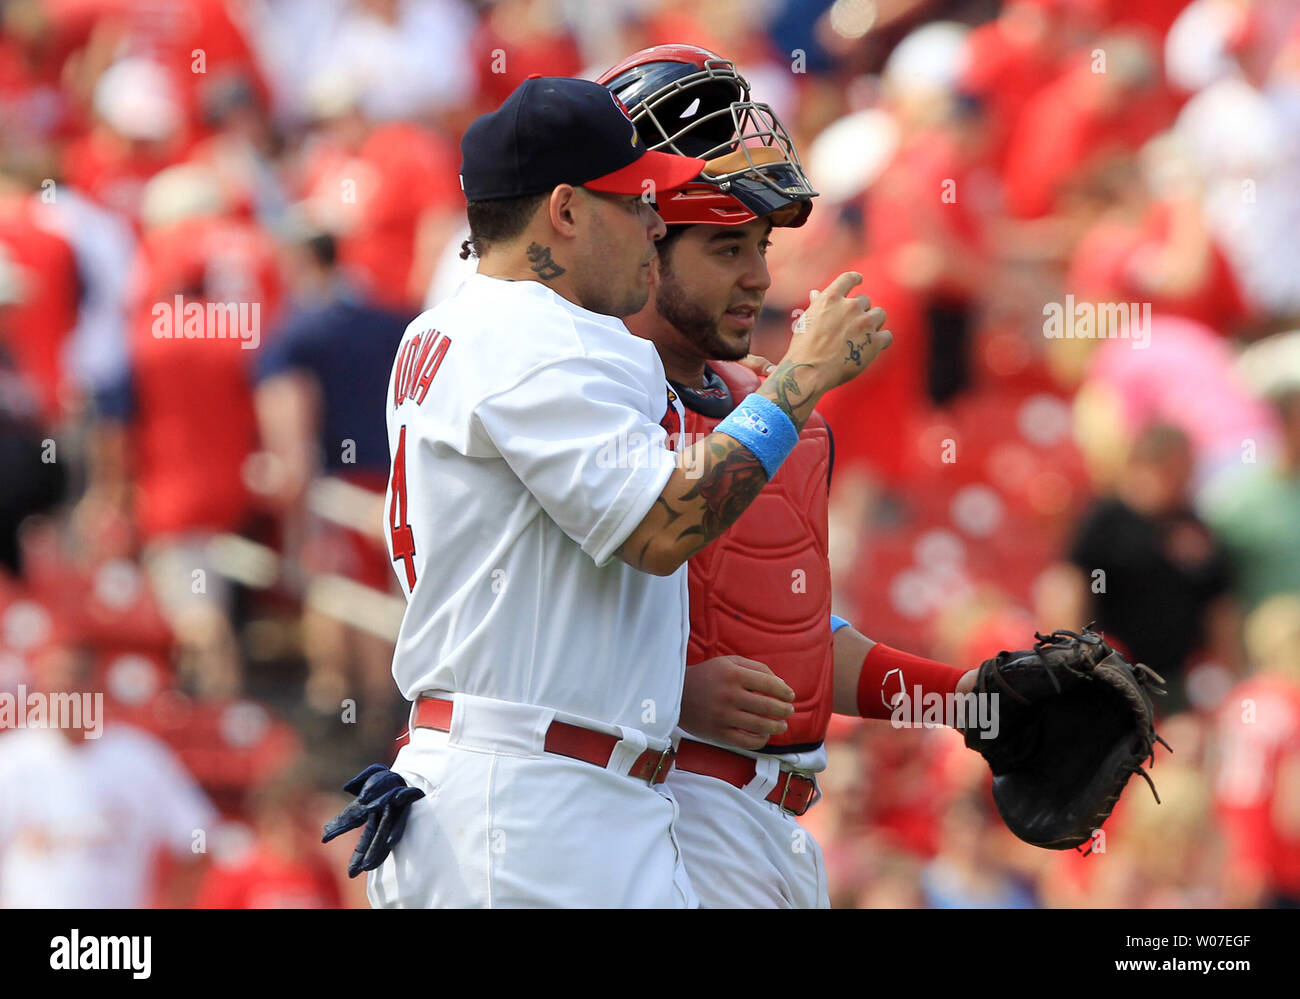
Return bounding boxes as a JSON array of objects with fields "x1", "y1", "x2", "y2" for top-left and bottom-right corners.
[
  {"x1": 0, "y1": 726, "x2": 216, "y2": 908},
  {"x1": 375, "y1": 271, "x2": 698, "y2": 908},
  {"x1": 383, "y1": 271, "x2": 688, "y2": 738}
]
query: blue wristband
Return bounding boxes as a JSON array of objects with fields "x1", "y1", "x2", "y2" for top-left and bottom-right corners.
[
  {"x1": 715, "y1": 393, "x2": 799, "y2": 479},
  {"x1": 830, "y1": 614, "x2": 852, "y2": 633}
]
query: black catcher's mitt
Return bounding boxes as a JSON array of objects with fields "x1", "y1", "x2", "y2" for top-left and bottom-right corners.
[{"x1": 963, "y1": 624, "x2": 1171, "y2": 851}]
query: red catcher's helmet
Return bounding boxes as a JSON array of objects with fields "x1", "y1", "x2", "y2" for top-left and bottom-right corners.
[{"x1": 596, "y1": 44, "x2": 816, "y2": 228}]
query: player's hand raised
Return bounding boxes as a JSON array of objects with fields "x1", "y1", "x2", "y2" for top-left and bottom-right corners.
[{"x1": 783, "y1": 271, "x2": 890, "y2": 391}]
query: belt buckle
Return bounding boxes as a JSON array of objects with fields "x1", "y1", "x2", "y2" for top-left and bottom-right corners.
[
  {"x1": 648, "y1": 745, "x2": 676, "y2": 785},
  {"x1": 805, "y1": 773, "x2": 822, "y2": 813},
  {"x1": 779, "y1": 770, "x2": 820, "y2": 815}
]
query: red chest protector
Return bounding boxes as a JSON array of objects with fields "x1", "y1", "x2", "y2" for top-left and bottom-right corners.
[{"x1": 682, "y1": 361, "x2": 834, "y2": 750}]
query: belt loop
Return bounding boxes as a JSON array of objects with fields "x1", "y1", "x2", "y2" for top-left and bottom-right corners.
[
  {"x1": 528, "y1": 708, "x2": 552, "y2": 755},
  {"x1": 744, "y1": 753, "x2": 781, "y2": 800},
  {"x1": 607, "y1": 725, "x2": 650, "y2": 776}
]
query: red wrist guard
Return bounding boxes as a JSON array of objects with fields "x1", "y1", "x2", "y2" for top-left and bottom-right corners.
[{"x1": 856, "y1": 643, "x2": 967, "y2": 721}]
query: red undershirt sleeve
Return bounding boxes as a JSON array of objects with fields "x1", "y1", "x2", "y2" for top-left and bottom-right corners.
[{"x1": 856, "y1": 642, "x2": 968, "y2": 721}]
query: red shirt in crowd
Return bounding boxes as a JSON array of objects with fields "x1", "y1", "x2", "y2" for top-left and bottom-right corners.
[
  {"x1": 1002, "y1": 63, "x2": 1177, "y2": 219},
  {"x1": 1068, "y1": 201, "x2": 1250, "y2": 335},
  {"x1": 297, "y1": 123, "x2": 460, "y2": 312},
  {"x1": 46, "y1": 0, "x2": 269, "y2": 132},
  {"x1": 0, "y1": 194, "x2": 80, "y2": 422},
  {"x1": 1214, "y1": 674, "x2": 1300, "y2": 900},
  {"x1": 866, "y1": 126, "x2": 988, "y2": 302},
  {"x1": 469, "y1": 9, "x2": 584, "y2": 109},
  {"x1": 63, "y1": 128, "x2": 188, "y2": 223},
  {"x1": 961, "y1": 12, "x2": 1068, "y2": 169},
  {"x1": 116, "y1": 214, "x2": 282, "y2": 540},
  {"x1": 812, "y1": 252, "x2": 927, "y2": 487},
  {"x1": 195, "y1": 843, "x2": 342, "y2": 909}
]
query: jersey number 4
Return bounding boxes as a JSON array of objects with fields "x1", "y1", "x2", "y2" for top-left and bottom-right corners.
[{"x1": 389, "y1": 424, "x2": 417, "y2": 587}]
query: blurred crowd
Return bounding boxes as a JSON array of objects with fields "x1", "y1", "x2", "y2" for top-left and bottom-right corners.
[{"x1": 0, "y1": 0, "x2": 1297, "y2": 909}]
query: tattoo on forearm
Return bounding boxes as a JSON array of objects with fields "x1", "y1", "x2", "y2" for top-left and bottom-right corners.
[
  {"x1": 624, "y1": 362, "x2": 829, "y2": 571},
  {"x1": 758, "y1": 360, "x2": 818, "y2": 428},
  {"x1": 631, "y1": 496, "x2": 684, "y2": 569},
  {"x1": 622, "y1": 436, "x2": 770, "y2": 571},
  {"x1": 677, "y1": 441, "x2": 767, "y2": 548},
  {"x1": 526, "y1": 242, "x2": 565, "y2": 280}
]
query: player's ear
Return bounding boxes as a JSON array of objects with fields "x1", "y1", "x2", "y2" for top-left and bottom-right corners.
[{"x1": 548, "y1": 184, "x2": 581, "y2": 239}]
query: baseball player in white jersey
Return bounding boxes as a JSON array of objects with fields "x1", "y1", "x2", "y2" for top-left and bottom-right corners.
[{"x1": 323, "y1": 76, "x2": 893, "y2": 908}]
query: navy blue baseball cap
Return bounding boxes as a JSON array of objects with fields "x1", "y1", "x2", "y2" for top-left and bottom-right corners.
[{"x1": 460, "y1": 76, "x2": 707, "y2": 202}]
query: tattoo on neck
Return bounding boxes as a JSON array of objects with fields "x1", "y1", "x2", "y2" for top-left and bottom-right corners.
[{"x1": 526, "y1": 242, "x2": 566, "y2": 280}]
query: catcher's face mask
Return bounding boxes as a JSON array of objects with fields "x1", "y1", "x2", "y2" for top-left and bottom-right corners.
[{"x1": 597, "y1": 44, "x2": 817, "y2": 228}]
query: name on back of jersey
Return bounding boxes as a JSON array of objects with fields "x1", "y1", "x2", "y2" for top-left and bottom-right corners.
[{"x1": 393, "y1": 328, "x2": 452, "y2": 408}]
